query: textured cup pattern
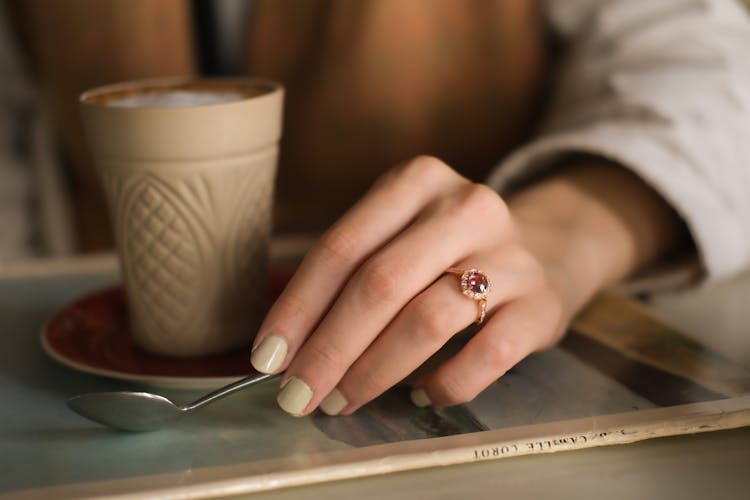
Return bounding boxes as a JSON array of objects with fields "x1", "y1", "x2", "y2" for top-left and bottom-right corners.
[
  {"x1": 101, "y1": 149, "x2": 276, "y2": 357},
  {"x1": 125, "y1": 178, "x2": 202, "y2": 344}
]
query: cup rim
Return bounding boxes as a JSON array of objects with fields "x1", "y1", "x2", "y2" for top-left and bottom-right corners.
[{"x1": 79, "y1": 76, "x2": 282, "y2": 109}]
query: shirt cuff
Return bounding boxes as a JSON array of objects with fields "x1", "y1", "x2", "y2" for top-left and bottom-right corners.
[{"x1": 485, "y1": 124, "x2": 728, "y2": 293}]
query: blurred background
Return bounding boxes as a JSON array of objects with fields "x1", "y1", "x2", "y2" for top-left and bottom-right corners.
[{"x1": 0, "y1": 0, "x2": 549, "y2": 257}]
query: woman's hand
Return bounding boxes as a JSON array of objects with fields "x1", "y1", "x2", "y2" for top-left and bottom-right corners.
[{"x1": 250, "y1": 155, "x2": 686, "y2": 416}]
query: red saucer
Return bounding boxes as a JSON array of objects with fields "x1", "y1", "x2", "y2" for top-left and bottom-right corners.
[{"x1": 41, "y1": 268, "x2": 294, "y2": 389}]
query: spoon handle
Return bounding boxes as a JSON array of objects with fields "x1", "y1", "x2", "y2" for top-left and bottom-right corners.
[{"x1": 180, "y1": 372, "x2": 282, "y2": 412}]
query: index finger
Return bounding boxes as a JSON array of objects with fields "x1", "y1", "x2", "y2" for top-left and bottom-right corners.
[{"x1": 250, "y1": 157, "x2": 463, "y2": 374}]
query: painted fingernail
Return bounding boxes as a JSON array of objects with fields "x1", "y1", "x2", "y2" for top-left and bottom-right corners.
[
  {"x1": 277, "y1": 377, "x2": 313, "y2": 416},
  {"x1": 251, "y1": 335, "x2": 288, "y2": 373},
  {"x1": 410, "y1": 388, "x2": 432, "y2": 408},
  {"x1": 320, "y1": 388, "x2": 348, "y2": 416}
]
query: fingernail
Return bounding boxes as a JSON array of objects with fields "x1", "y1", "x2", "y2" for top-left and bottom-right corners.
[
  {"x1": 320, "y1": 388, "x2": 348, "y2": 416},
  {"x1": 277, "y1": 377, "x2": 313, "y2": 416},
  {"x1": 410, "y1": 388, "x2": 432, "y2": 408},
  {"x1": 251, "y1": 335, "x2": 288, "y2": 373}
]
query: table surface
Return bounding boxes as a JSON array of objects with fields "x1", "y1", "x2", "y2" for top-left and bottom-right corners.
[{"x1": 1, "y1": 254, "x2": 749, "y2": 499}]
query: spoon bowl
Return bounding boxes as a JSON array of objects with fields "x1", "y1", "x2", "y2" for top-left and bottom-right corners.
[{"x1": 68, "y1": 372, "x2": 280, "y2": 431}]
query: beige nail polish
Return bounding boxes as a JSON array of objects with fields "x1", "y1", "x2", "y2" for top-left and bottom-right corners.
[
  {"x1": 277, "y1": 377, "x2": 313, "y2": 416},
  {"x1": 410, "y1": 388, "x2": 432, "y2": 408},
  {"x1": 320, "y1": 388, "x2": 348, "y2": 416},
  {"x1": 251, "y1": 335, "x2": 288, "y2": 373}
]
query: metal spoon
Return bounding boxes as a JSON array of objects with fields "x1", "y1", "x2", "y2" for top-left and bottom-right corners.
[{"x1": 68, "y1": 372, "x2": 281, "y2": 431}]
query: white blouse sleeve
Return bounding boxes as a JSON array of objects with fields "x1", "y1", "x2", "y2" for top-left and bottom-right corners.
[
  {"x1": 0, "y1": 6, "x2": 74, "y2": 259},
  {"x1": 0, "y1": 7, "x2": 34, "y2": 258},
  {"x1": 487, "y1": 0, "x2": 750, "y2": 285}
]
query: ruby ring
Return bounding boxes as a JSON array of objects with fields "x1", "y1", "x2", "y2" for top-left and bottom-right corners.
[{"x1": 445, "y1": 267, "x2": 491, "y2": 325}]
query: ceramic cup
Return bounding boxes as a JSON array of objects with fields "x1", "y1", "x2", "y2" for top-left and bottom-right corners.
[{"x1": 80, "y1": 78, "x2": 283, "y2": 357}]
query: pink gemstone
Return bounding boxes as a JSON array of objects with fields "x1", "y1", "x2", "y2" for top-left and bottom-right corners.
[{"x1": 467, "y1": 272, "x2": 488, "y2": 294}]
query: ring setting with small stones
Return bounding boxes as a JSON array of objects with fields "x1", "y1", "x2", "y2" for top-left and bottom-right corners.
[{"x1": 460, "y1": 269, "x2": 490, "y2": 300}]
